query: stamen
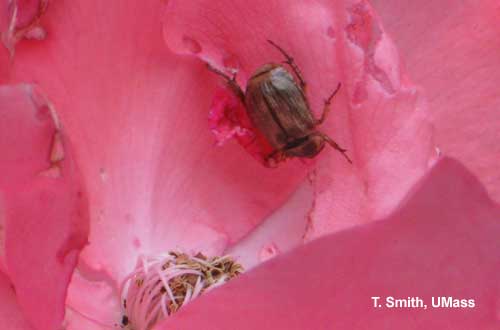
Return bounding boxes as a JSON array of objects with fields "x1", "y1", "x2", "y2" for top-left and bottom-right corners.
[{"x1": 120, "y1": 251, "x2": 243, "y2": 330}]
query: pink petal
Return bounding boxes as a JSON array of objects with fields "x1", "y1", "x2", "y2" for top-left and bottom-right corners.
[
  {"x1": 64, "y1": 269, "x2": 121, "y2": 330},
  {"x1": 0, "y1": 1, "x2": 8, "y2": 68},
  {"x1": 0, "y1": 85, "x2": 89, "y2": 330},
  {"x1": 227, "y1": 182, "x2": 314, "y2": 268},
  {"x1": 7, "y1": 0, "x2": 306, "y2": 298},
  {"x1": 157, "y1": 157, "x2": 500, "y2": 330},
  {"x1": 0, "y1": 271, "x2": 33, "y2": 330},
  {"x1": 63, "y1": 310, "x2": 115, "y2": 330},
  {"x1": 372, "y1": 0, "x2": 500, "y2": 203},
  {"x1": 162, "y1": 0, "x2": 435, "y2": 239}
]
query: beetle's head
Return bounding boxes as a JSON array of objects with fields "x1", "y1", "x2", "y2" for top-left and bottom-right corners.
[{"x1": 284, "y1": 134, "x2": 325, "y2": 158}]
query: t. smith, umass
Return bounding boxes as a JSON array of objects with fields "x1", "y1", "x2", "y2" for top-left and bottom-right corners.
[{"x1": 371, "y1": 296, "x2": 475, "y2": 308}]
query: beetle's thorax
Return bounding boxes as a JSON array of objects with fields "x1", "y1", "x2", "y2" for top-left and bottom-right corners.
[
  {"x1": 269, "y1": 66, "x2": 296, "y2": 91},
  {"x1": 248, "y1": 63, "x2": 282, "y2": 82},
  {"x1": 248, "y1": 64, "x2": 298, "y2": 89}
]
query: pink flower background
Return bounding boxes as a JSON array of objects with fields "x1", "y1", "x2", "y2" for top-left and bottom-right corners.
[{"x1": 0, "y1": 0, "x2": 498, "y2": 329}]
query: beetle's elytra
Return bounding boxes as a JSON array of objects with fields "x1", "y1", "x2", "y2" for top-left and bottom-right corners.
[{"x1": 208, "y1": 40, "x2": 352, "y2": 164}]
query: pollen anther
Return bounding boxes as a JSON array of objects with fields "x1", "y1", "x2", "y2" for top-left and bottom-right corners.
[{"x1": 120, "y1": 251, "x2": 243, "y2": 330}]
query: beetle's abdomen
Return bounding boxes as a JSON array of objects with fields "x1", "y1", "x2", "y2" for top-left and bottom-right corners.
[{"x1": 245, "y1": 65, "x2": 316, "y2": 149}]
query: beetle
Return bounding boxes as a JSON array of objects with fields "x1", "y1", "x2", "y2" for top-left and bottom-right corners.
[{"x1": 208, "y1": 40, "x2": 352, "y2": 164}]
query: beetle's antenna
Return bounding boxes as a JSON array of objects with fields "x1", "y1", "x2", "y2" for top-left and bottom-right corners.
[
  {"x1": 267, "y1": 40, "x2": 307, "y2": 92},
  {"x1": 319, "y1": 133, "x2": 352, "y2": 164}
]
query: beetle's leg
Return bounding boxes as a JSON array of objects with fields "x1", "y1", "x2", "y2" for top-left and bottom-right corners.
[
  {"x1": 265, "y1": 149, "x2": 286, "y2": 167},
  {"x1": 267, "y1": 40, "x2": 307, "y2": 92},
  {"x1": 316, "y1": 83, "x2": 342, "y2": 125},
  {"x1": 206, "y1": 63, "x2": 245, "y2": 101},
  {"x1": 318, "y1": 132, "x2": 352, "y2": 164}
]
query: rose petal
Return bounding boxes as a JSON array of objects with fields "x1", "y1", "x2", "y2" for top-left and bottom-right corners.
[
  {"x1": 7, "y1": 0, "x2": 308, "y2": 304},
  {"x1": 1, "y1": 0, "x2": 48, "y2": 55},
  {"x1": 162, "y1": 0, "x2": 435, "y2": 239},
  {"x1": 0, "y1": 1, "x2": 10, "y2": 75},
  {"x1": 0, "y1": 84, "x2": 89, "y2": 330},
  {"x1": 63, "y1": 309, "x2": 115, "y2": 330},
  {"x1": 157, "y1": 157, "x2": 500, "y2": 330},
  {"x1": 227, "y1": 181, "x2": 314, "y2": 268},
  {"x1": 0, "y1": 271, "x2": 33, "y2": 330},
  {"x1": 64, "y1": 269, "x2": 121, "y2": 329},
  {"x1": 372, "y1": 0, "x2": 500, "y2": 203}
]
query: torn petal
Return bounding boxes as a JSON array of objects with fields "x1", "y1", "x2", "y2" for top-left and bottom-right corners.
[
  {"x1": 0, "y1": 84, "x2": 89, "y2": 330},
  {"x1": 372, "y1": 0, "x2": 500, "y2": 204}
]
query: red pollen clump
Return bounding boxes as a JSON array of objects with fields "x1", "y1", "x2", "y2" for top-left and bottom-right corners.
[{"x1": 208, "y1": 86, "x2": 281, "y2": 167}]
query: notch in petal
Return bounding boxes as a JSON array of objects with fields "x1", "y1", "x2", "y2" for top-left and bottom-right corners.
[{"x1": 0, "y1": 84, "x2": 89, "y2": 330}]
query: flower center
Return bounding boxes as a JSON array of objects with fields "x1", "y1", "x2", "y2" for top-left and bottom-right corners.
[{"x1": 119, "y1": 251, "x2": 243, "y2": 330}]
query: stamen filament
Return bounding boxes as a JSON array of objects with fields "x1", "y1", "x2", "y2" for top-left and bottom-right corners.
[{"x1": 120, "y1": 251, "x2": 243, "y2": 330}]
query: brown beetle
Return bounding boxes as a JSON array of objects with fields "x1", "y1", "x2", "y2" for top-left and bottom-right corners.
[{"x1": 208, "y1": 40, "x2": 352, "y2": 164}]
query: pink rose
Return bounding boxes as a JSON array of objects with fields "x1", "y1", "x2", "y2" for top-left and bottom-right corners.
[{"x1": 0, "y1": 1, "x2": 498, "y2": 330}]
